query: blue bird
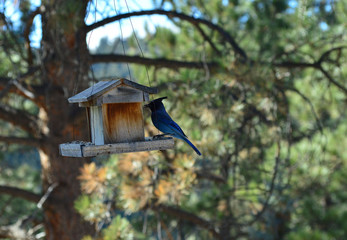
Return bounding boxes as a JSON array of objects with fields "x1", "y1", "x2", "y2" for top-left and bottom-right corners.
[{"x1": 145, "y1": 97, "x2": 201, "y2": 156}]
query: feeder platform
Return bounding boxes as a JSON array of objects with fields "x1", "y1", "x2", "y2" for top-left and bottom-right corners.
[{"x1": 59, "y1": 137, "x2": 174, "y2": 157}]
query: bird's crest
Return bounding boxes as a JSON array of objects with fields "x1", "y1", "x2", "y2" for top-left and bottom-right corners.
[
  {"x1": 152, "y1": 96, "x2": 167, "y2": 102},
  {"x1": 145, "y1": 97, "x2": 167, "y2": 111}
]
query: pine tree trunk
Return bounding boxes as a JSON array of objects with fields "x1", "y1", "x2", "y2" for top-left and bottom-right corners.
[{"x1": 39, "y1": 1, "x2": 94, "y2": 239}]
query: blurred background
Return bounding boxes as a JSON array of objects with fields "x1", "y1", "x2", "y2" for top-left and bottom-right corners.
[{"x1": 0, "y1": 0, "x2": 346, "y2": 239}]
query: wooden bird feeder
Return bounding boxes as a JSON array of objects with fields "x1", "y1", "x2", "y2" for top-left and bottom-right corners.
[{"x1": 59, "y1": 78, "x2": 174, "y2": 157}]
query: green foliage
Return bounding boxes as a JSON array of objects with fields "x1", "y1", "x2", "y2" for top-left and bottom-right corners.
[
  {"x1": 0, "y1": 155, "x2": 40, "y2": 226},
  {"x1": 1, "y1": 0, "x2": 346, "y2": 239},
  {"x1": 102, "y1": 215, "x2": 145, "y2": 240},
  {"x1": 79, "y1": 0, "x2": 347, "y2": 237}
]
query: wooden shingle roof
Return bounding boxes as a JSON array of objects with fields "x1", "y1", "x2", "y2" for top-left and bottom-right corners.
[{"x1": 68, "y1": 78, "x2": 157, "y2": 103}]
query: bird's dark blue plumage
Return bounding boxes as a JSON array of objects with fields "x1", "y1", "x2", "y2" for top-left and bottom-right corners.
[{"x1": 145, "y1": 97, "x2": 201, "y2": 156}]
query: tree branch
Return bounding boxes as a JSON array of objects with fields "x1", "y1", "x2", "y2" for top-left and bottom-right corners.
[
  {"x1": 0, "y1": 135, "x2": 42, "y2": 148},
  {"x1": 0, "y1": 66, "x2": 40, "y2": 101},
  {"x1": 195, "y1": 171, "x2": 226, "y2": 184},
  {"x1": 317, "y1": 46, "x2": 347, "y2": 64},
  {"x1": 23, "y1": 7, "x2": 41, "y2": 65},
  {"x1": 274, "y1": 46, "x2": 347, "y2": 95},
  {"x1": 0, "y1": 185, "x2": 41, "y2": 203},
  {"x1": 90, "y1": 53, "x2": 216, "y2": 69},
  {"x1": 153, "y1": 204, "x2": 220, "y2": 239},
  {"x1": 273, "y1": 61, "x2": 317, "y2": 69},
  {"x1": 248, "y1": 142, "x2": 281, "y2": 226},
  {"x1": 287, "y1": 87, "x2": 323, "y2": 132},
  {"x1": 0, "y1": 104, "x2": 39, "y2": 136},
  {"x1": 318, "y1": 66, "x2": 347, "y2": 95},
  {"x1": 195, "y1": 24, "x2": 221, "y2": 54},
  {"x1": 86, "y1": 9, "x2": 247, "y2": 60}
]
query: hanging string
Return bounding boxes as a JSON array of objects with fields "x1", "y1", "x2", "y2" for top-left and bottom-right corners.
[
  {"x1": 113, "y1": 0, "x2": 132, "y2": 80},
  {"x1": 113, "y1": 0, "x2": 160, "y2": 137},
  {"x1": 124, "y1": 0, "x2": 152, "y2": 88},
  {"x1": 123, "y1": 0, "x2": 163, "y2": 138}
]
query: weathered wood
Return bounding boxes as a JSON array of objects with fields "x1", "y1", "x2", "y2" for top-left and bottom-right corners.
[
  {"x1": 78, "y1": 90, "x2": 150, "y2": 107},
  {"x1": 102, "y1": 103, "x2": 144, "y2": 143},
  {"x1": 90, "y1": 106, "x2": 104, "y2": 145},
  {"x1": 78, "y1": 99, "x2": 96, "y2": 107},
  {"x1": 68, "y1": 78, "x2": 157, "y2": 103},
  {"x1": 69, "y1": 80, "x2": 121, "y2": 103},
  {"x1": 98, "y1": 86, "x2": 144, "y2": 104},
  {"x1": 59, "y1": 137, "x2": 175, "y2": 157},
  {"x1": 143, "y1": 92, "x2": 150, "y2": 102},
  {"x1": 59, "y1": 143, "x2": 83, "y2": 157},
  {"x1": 119, "y1": 78, "x2": 158, "y2": 94}
]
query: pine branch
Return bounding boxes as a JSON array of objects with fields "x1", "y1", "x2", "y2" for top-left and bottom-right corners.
[
  {"x1": 153, "y1": 204, "x2": 220, "y2": 239},
  {"x1": 0, "y1": 105, "x2": 39, "y2": 136},
  {"x1": 0, "y1": 185, "x2": 41, "y2": 203},
  {"x1": 86, "y1": 9, "x2": 247, "y2": 60},
  {"x1": 195, "y1": 171, "x2": 226, "y2": 184},
  {"x1": 23, "y1": 7, "x2": 41, "y2": 65},
  {"x1": 318, "y1": 66, "x2": 347, "y2": 95},
  {"x1": 274, "y1": 46, "x2": 347, "y2": 95},
  {"x1": 0, "y1": 136, "x2": 42, "y2": 148},
  {"x1": 90, "y1": 54, "x2": 216, "y2": 69},
  {"x1": 0, "y1": 66, "x2": 40, "y2": 101}
]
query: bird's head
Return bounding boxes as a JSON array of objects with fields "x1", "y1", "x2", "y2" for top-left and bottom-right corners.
[{"x1": 144, "y1": 96, "x2": 167, "y2": 112}]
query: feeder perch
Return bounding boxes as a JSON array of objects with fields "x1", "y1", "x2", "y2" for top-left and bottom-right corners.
[{"x1": 59, "y1": 78, "x2": 174, "y2": 157}]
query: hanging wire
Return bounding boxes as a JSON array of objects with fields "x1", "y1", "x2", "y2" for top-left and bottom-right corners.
[
  {"x1": 122, "y1": 0, "x2": 163, "y2": 138},
  {"x1": 113, "y1": 0, "x2": 132, "y2": 80},
  {"x1": 112, "y1": 0, "x2": 160, "y2": 138},
  {"x1": 124, "y1": 0, "x2": 152, "y2": 88}
]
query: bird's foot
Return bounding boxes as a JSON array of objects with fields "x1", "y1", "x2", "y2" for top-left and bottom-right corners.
[{"x1": 153, "y1": 134, "x2": 170, "y2": 140}]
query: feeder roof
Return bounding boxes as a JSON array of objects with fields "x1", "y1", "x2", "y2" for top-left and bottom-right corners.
[{"x1": 68, "y1": 78, "x2": 157, "y2": 103}]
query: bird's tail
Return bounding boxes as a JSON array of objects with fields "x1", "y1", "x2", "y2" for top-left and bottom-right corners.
[{"x1": 182, "y1": 137, "x2": 201, "y2": 156}]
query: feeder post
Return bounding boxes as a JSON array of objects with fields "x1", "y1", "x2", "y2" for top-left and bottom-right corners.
[{"x1": 90, "y1": 106, "x2": 104, "y2": 145}]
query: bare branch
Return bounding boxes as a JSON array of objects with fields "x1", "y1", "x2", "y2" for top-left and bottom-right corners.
[
  {"x1": 274, "y1": 47, "x2": 347, "y2": 95},
  {"x1": 195, "y1": 24, "x2": 221, "y2": 54},
  {"x1": 317, "y1": 46, "x2": 347, "y2": 64},
  {"x1": 273, "y1": 61, "x2": 317, "y2": 69},
  {"x1": 86, "y1": 9, "x2": 247, "y2": 59},
  {"x1": 287, "y1": 87, "x2": 323, "y2": 132},
  {"x1": 0, "y1": 66, "x2": 40, "y2": 101},
  {"x1": 90, "y1": 54, "x2": 216, "y2": 69},
  {"x1": 0, "y1": 220, "x2": 28, "y2": 239},
  {"x1": 153, "y1": 204, "x2": 220, "y2": 239},
  {"x1": 248, "y1": 142, "x2": 281, "y2": 225},
  {"x1": 0, "y1": 104, "x2": 39, "y2": 135},
  {"x1": 0, "y1": 135, "x2": 42, "y2": 148},
  {"x1": 23, "y1": 7, "x2": 41, "y2": 65},
  {"x1": 195, "y1": 171, "x2": 226, "y2": 184},
  {"x1": 0, "y1": 185, "x2": 41, "y2": 203},
  {"x1": 0, "y1": 12, "x2": 26, "y2": 60},
  {"x1": 318, "y1": 66, "x2": 347, "y2": 95}
]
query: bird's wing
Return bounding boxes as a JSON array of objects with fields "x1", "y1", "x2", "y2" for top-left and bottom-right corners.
[
  {"x1": 169, "y1": 121, "x2": 187, "y2": 137},
  {"x1": 157, "y1": 118, "x2": 200, "y2": 155},
  {"x1": 153, "y1": 110, "x2": 187, "y2": 137}
]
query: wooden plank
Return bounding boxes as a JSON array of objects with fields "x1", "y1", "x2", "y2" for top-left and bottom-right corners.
[
  {"x1": 79, "y1": 99, "x2": 96, "y2": 107},
  {"x1": 59, "y1": 143, "x2": 83, "y2": 157},
  {"x1": 120, "y1": 78, "x2": 158, "y2": 94},
  {"x1": 90, "y1": 106, "x2": 104, "y2": 145},
  {"x1": 102, "y1": 103, "x2": 144, "y2": 143},
  {"x1": 98, "y1": 86, "x2": 145, "y2": 104},
  {"x1": 143, "y1": 92, "x2": 150, "y2": 102},
  {"x1": 82, "y1": 137, "x2": 174, "y2": 157},
  {"x1": 68, "y1": 80, "x2": 121, "y2": 103},
  {"x1": 68, "y1": 78, "x2": 158, "y2": 103}
]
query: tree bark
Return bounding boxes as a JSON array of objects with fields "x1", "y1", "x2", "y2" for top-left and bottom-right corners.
[{"x1": 38, "y1": 1, "x2": 94, "y2": 239}]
